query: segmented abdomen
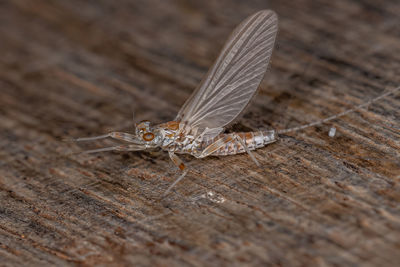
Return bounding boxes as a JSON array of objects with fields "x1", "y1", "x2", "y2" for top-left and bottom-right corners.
[{"x1": 201, "y1": 130, "x2": 277, "y2": 156}]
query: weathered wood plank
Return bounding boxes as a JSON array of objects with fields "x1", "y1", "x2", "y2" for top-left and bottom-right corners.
[{"x1": 0, "y1": 0, "x2": 399, "y2": 266}]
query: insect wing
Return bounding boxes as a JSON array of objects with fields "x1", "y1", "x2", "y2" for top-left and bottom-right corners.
[{"x1": 176, "y1": 10, "x2": 278, "y2": 137}]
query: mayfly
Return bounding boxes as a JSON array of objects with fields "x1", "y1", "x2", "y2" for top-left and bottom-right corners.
[{"x1": 69, "y1": 10, "x2": 399, "y2": 196}]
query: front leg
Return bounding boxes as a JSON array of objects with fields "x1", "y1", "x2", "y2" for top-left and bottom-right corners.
[
  {"x1": 76, "y1": 144, "x2": 145, "y2": 154},
  {"x1": 67, "y1": 132, "x2": 139, "y2": 143}
]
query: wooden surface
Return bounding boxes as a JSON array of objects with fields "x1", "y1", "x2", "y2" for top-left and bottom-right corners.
[{"x1": 1, "y1": 0, "x2": 399, "y2": 266}]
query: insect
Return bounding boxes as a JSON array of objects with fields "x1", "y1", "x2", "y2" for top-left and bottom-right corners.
[{"x1": 70, "y1": 10, "x2": 399, "y2": 196}]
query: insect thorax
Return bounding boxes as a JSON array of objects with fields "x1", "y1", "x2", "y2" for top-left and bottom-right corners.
[{"x1": 155, "y1": 121, "x2": 202, "y2": 153}]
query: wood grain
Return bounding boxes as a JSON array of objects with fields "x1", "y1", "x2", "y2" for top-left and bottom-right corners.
[{"x1": 0, "y1": 0, "x2": 399, "y2": 266}]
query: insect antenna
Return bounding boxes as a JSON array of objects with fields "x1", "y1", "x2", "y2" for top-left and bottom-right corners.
[
  {"x1": 132, "y1": 110, "x2": 136, "y2": 130},
  {"x1": 277, "y1": 86, "x2": 400, "y2": 134}
]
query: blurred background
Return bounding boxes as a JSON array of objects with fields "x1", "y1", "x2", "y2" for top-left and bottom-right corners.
[{"x1": 2, "y1": 0, "x2": 399, "y2": 136}]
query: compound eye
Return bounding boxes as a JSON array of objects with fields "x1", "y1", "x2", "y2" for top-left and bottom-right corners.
[{"x1": 143, "y1": 132, "x2": 155, "y2": 141}]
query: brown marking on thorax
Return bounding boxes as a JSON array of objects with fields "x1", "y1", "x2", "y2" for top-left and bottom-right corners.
[{"x1": 161, "y1": 121, "x2": 180, "y2": 130}]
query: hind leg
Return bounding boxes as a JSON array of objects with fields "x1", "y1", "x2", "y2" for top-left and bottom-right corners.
[
  {"x1": 234, "y1": 134, "x2": 260, "y2": 167},
  {"x1": 198, "y1": 134, "x2": 260, "y2": 167},
  {"x1": 197, "y1": 135, "x2": 233, "y2": 158}
]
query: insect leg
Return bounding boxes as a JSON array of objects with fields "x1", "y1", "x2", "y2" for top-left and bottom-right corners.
[
  {"x1": 198, "y1": 135, "x2": 233, "y2": 158},
  {"x1": 163, "y1": 151, "x2": 189, "y2": 196},
  {"x1": 168, "y1": 151, "x2": 187, "y2": 171},
  {"x1": 234, "y1": 134, "x2": 261, "y2": 167},
  {"x1": 66, "y1": 132, "x2": 138, "y2": 143},
  {"x1": 78, "y1": 144, "x2": 144, "y2": 154}
]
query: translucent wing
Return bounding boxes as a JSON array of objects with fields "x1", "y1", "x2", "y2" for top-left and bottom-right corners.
[{"x1": 176, "y1": 10, "x2": 278, "y2": 136}]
